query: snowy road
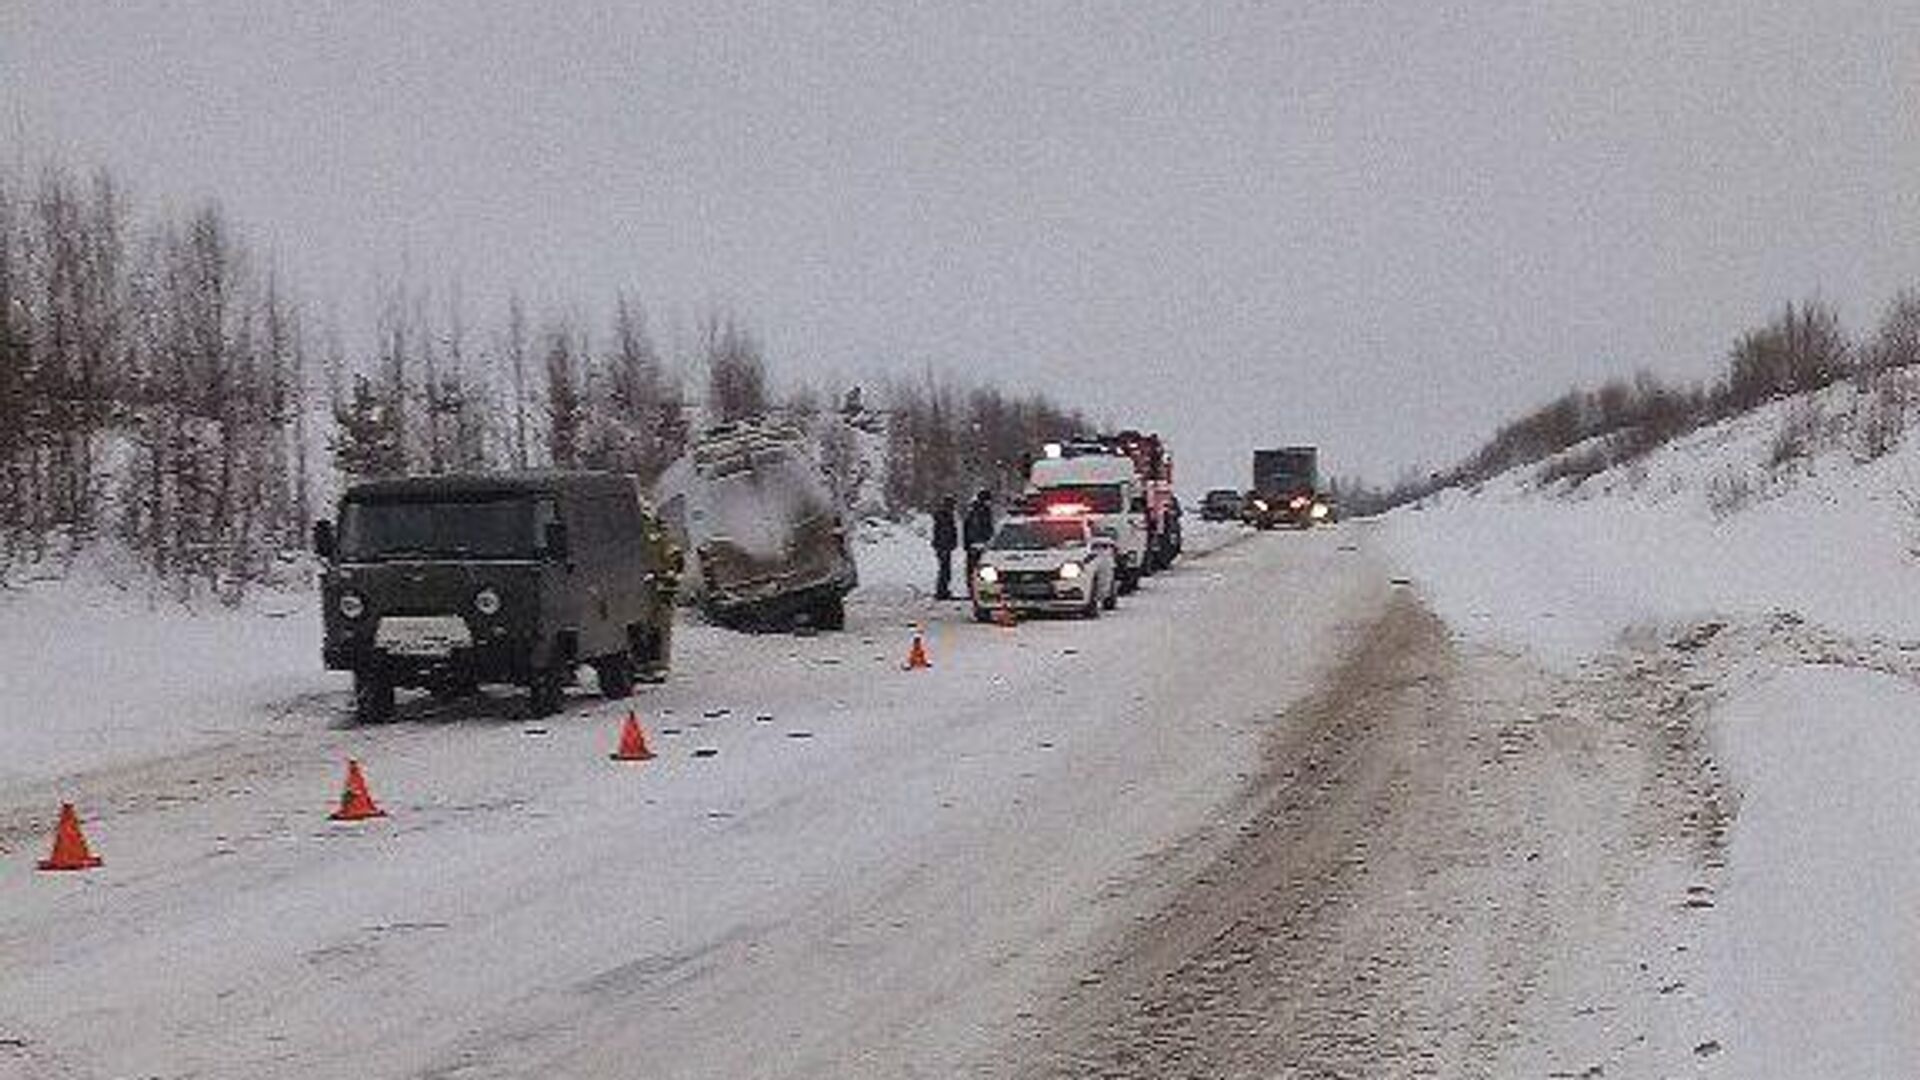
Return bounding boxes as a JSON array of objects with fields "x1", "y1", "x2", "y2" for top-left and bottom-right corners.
[{"x1": 0, "y1": 526, "x2": 1393, "y2": 1079}]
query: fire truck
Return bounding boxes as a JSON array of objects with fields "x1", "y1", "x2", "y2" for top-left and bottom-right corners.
[{"x1": 1102, "y1": 430, "x2": 1181, "y2": 571}]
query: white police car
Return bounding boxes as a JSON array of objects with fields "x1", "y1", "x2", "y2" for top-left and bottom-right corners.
[{"x1": 971, "y1": 515, "x2": 1119, "y2": 622}]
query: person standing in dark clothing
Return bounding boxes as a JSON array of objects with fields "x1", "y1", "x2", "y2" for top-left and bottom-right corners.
[
  {"x1": 962, "y1": 489, "x2": 994, "y2": 587},
  {"x1": 932, "y1": 495, "x2": 959, "y2": 599}
]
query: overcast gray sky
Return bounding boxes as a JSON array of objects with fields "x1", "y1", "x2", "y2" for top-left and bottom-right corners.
[{"x1": 5, "y1": 0, "x2": 1916, "y2": 485}]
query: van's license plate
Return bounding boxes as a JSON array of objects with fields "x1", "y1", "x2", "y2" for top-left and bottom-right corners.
[{"x1": 375, "y1": 616, "x2": 474, "y2": 658}]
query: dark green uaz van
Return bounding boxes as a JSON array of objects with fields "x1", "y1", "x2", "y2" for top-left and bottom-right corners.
[{"x1": 313, "y1": 472, "x2": 679, "y2": 722}]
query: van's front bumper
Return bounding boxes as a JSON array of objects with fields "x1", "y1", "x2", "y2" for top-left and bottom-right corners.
[
  {"x1": 323, "y1": 619, "x2": 554, "y2": 686},
  {"x1": 704, "y1": 572, "x2": 857, "y2": 624}
]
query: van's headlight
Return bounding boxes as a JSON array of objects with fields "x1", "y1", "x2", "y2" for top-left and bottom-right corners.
[
  {"x1": 337, "y1": 592, "x2": 366, "y2": 620},
  {"x1": 1252, "y1": 499, "x2": 1269, "y2": 512},
  {"x1": 1310, "y1": 503, "x2": 1330, "y2": 520},
  {"x1": 977, "y1": 565, "x2": 999, "y2": 584},
  {"x1": 474, "y1": 588, "x2": 502, "y2": 615},
  {"x1": 1058, "y1": 561, "x2": 1083, "y2": 580}
]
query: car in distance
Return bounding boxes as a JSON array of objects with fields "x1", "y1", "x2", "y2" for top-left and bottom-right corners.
[
  {"x1": 313, "y1": 471, "x2": 679, "y2": 722},
  {"x1": 1200, "y1": 488, "x2": 1244, "y2": 522},
  {"x1": 971, "y1": 516, "x2": 1118, "y2": 622}
]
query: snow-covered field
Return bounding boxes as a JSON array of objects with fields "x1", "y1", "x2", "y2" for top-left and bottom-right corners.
[{"x1": 1382, "y1": 377, "x2": 1920, "y2": 1076}]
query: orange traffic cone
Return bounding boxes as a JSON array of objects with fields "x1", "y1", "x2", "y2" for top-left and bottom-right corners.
[
  {"x1": 38, "y1": 803, "x2": 103, "y2": 872},
  {"x1": 904, "y1": 628, "x2": 931, "y2": 670},
  {"x1": 330, "y1": 759, "x2": 387, "y2": 821},
  {"x1": 610, "y1": 712, "x2": 656, "y2": 762}
]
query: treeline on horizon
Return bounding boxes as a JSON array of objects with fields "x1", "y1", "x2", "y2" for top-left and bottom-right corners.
[
  {"x1": 1341, "y1": 290, "x2": 1920, "y2": 514},
  {"x1": 0, "y1": 159, "x2": 1086, "y2": 599}
]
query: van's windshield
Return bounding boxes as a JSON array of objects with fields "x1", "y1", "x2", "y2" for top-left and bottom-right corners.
[{"x1": 339, "y1": 496, "x2": 548, "y2": 561}]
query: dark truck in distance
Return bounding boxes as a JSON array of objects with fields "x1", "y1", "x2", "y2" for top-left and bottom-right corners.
[
  {"x1": 1245, "y1": 446, "x2": 1330, "y2": 528},
  {"x1": 313, "y1": 471, "x2": 680, "y2": 723}
]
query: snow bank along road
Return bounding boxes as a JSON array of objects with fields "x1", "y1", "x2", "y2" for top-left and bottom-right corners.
[{"x1": 1, "y1": 525, "x2": 1400, "y2": 1079}]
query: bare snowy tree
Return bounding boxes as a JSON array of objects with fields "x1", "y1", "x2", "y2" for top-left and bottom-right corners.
[
  {"x1": 1725, "y1": 300, "x2": 1852, "y2": 410},
  {"x1": 503, "y1": 295, "x2": 532, "y2": 469},
  {"x1": 439, "y1": 296, "x2": 491, "y2": 472},
  {"x1": 330, "y1": 372, "x2": 405, "y2": 481},
  {"x1": 542, "y1": 317, "x2": 587, "y2": 469},
  {"x1": 0, "y1": 172, "x2": 24, "y2": 567},
  {"x1": 1864, "y1": 290, "x2": 1920, "y2": 373},
  {"x1": 578, "y1": 296, "x2": 683, "y2": 482},
  {"x1": 703, "y1": 312, "x2": 768, "y2": 424},
  {"x1": 875, "y1": 370, "x2": 1084, "y2": 514}
]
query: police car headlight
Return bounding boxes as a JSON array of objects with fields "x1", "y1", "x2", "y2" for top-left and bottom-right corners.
[
  {"x1": 1058, "y1": 561, "x2": 1083, "y2": 580},
  {"x1": 337, "y1": 592, "x2": 366, "y2": 620},
  {"x1": 474, "y1": 587, "x2": 502, "y2": 615},
  {"x1": 1310, "y1": 503, "x2": 1330, "y2": 520},
  {"x1": 1253, "y1": 499, "x2": 1269, "y2": 512},
  {"x1": 977, "y1": 565, "x2": 999, "y2": 584}
]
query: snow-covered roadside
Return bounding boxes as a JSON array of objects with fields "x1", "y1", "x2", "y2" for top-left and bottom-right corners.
[
  {"x1": 1701, "y1": 666, "x2": 1920, "y2": 1078},
  {"x1": 0, "y1": 584, "x2": 332, "y2": 791},
  {"x1": 1380, "y1": 380, "x2": 1920, "y2": 1075}
]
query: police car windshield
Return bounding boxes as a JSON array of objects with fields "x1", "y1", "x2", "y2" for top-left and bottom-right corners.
[
  {"x1": 339, "y1": 496, "x2": 543, "y2": 561},
  {"x1": 991, "y1": 520, "x2": 1087, "y2": 551}
]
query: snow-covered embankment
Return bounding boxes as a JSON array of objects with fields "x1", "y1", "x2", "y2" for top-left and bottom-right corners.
[{"x1": 1381, "y1": 379, "x2": 1920, "y2": 1074}]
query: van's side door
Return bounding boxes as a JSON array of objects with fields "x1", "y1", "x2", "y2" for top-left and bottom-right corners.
[
  {"x1": 603, "y1": 491, "x2": 652, "y2": 629},
  {"x1": 579, "y1": 493, "x2": 627, "y2": 657}
]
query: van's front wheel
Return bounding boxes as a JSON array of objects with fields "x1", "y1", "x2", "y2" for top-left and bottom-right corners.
[
  {"x1": 527, "y1": 669, "x2": 566, "y2": 718},
  {"x1": 813, "y1": 595, "x2": 847, "y2": 632},
  {"x1": 630, "y1": 624, "x2": 670, "y2": 684},
  {"x1": 353, "y1": 672, "x2": 395, "y2": 724},
  {"x1": 595, "y1": 653, "x2": 636, "y2": 699}
]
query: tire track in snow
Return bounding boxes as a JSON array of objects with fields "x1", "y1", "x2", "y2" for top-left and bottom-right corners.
[{"x1": 1000, "y1": 590, "x2": 1735, "y2": 1079}]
